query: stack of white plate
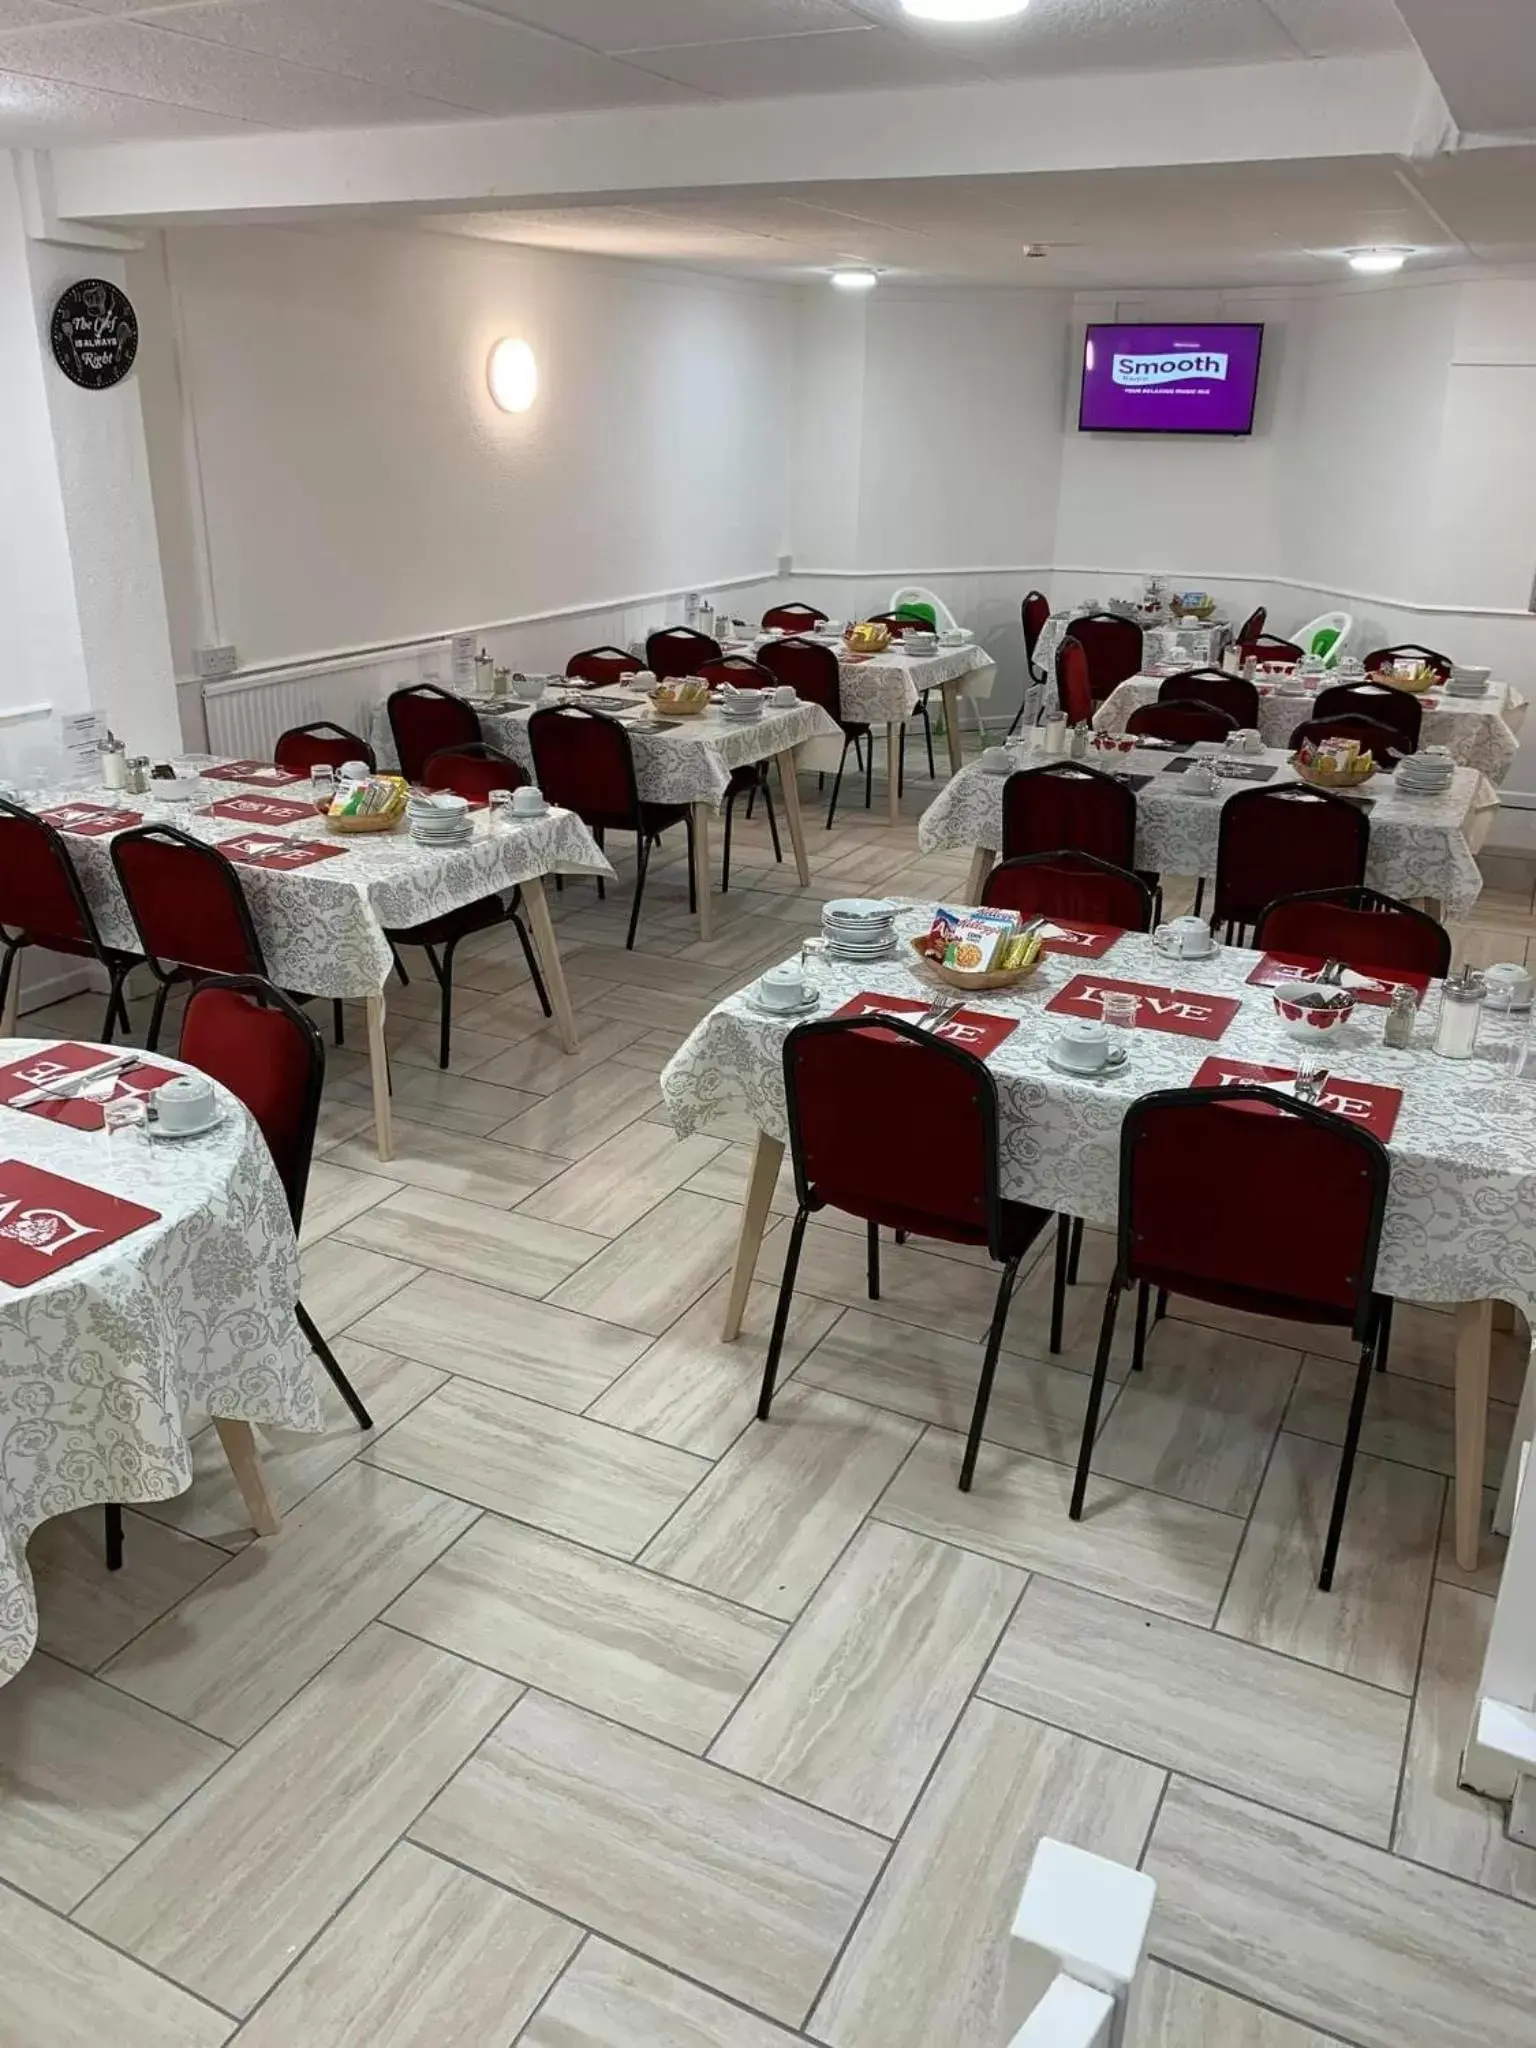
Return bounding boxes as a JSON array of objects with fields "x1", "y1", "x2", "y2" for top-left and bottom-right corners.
[
  {"x1": 1396, "y1": 754, "x2": 1454, "y2": 798},
  {"x1": 1447, "y1": 666, "x2": 1491, "y2": 698},
  {"x1": 822, "y1": 897, "x2": 898, "y2": 959},
  {"x1": 408, "y1": 792, "x2": 474, "y2": 845}
]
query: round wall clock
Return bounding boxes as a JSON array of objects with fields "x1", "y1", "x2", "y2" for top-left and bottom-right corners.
[{"x1": 50, "y1": 278, "x2": 139, "y2": 390}]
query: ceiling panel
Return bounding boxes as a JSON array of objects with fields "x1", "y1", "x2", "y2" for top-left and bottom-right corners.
[
  {"x1": 0, "y1": 63, "x2": 267, "y2": 137},
  {"x1": 846, "y1": 0, "x2": 1297, "y2": 77},
  {"x1": 0, "y1": 0, "x2": 82, "y2": 25},
  {"x1": 468, "y1": 0, "x2": 868, "y2": 52},
  {"x1": 1394, "y1": 0, "x2": 1536, "y2": 137},
  {"x1": 615, "y1": 23, "x2": 986, "y2": 96},
  {"x1": 1257, "y1": 0, "x2": 1415, "y2": 59}
]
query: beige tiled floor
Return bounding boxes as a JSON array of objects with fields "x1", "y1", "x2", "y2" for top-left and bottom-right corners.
[{"x1": 8, "y1": 780, "x2": 1536, "y2": 2046}]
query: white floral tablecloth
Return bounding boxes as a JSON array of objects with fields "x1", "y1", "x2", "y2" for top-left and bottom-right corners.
[
  {"x1": 24, "y1": 763, "x2": 614, "y2": 1000},
  {"x1": 1095, "y1": 674, "x2": 1527, "y2": 785},
  {"x1": 917, "y1": 745, "x2": 1499, "y2": 920},
  {"x1": 369, "y1": 692, "x2": 841, "y2": 809},
  {"x1": 661, "y1": 918, "x2": 1536, "y2": 1322},
  {"x1": 0, "y1": 1039, "x2": 321, "y2": 1682}
]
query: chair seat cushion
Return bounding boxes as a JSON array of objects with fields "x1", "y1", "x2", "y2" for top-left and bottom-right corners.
[
  {"x1": 386, "y1": 893, "x2": 510, "y2": 948},
  {"x1": 812, "y1": 1187, "x2": 1051, "y2": 1260},
  {"x1": 1142, "y1": 1268, "x2": 1355, "y2": 1329}
]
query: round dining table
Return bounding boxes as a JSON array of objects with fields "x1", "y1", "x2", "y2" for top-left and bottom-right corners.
[{"x1": 0, "y1": 1039, "x2": 323, "y2": 1683}]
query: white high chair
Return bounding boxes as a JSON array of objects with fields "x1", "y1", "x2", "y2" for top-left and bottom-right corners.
[{"x1": 1293, "y1": 611, "x2": 1354, "y2": 666}]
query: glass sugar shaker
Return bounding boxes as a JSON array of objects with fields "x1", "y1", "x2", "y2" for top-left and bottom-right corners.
[
  {"x1": 1432, "y1": 965, "x2": 1486, "y2": 1060},
  {"x1": 1383, "y1": 985, "x2": 1417, "y2": 1050}
]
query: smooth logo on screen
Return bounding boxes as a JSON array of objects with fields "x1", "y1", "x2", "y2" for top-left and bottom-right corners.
[{"x1": 1112, "y1": 350, "x2": 1229, "y2": 388}]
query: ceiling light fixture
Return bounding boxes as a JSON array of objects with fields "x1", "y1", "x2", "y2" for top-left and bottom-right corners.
[
  {"x1": 487, "y1": 337, "x2": 538, "y2": 412},
  {"x1": 901, "y1": 0, "x2": 1030, "y2": 20},
  {"x1": 829, "y1": 268, "x2": 879, "y2": 291},
  {"x1": 1346, "y1": 247, "x2": 1409, "y2": 276}
]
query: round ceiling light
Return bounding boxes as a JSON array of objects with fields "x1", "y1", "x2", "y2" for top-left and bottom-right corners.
[
  {"x1": 900, "y1": 0, "x2": 1030, "y2": 20},
  {"x1": 487, "y1": 337, "x2": 538, "y2": 412},
  {"x1": 1346, "y1": 248, "x2": 1409, "y2": 275},
  {"x1": 829, "y1": 268, "x2": 879, "y2": 291}
]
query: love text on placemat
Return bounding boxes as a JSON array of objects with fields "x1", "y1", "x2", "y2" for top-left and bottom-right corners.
[
  {"x1": 1247, "y1": 954, "x2": 1429, "y2": 1008},
  {"x1": 200, "y1": 760, "x2": 309, "y2": 786},
  {"x1": 202, "y1": 794, "x2": 317, "y2": 827},
  {"x1": 834, "y1": 992, "x2": 1019, "y2": 1058},
  {"x1": 0, "y1": 1045, "x2": 178, "y2": 1131},
  {"x1": 1192, "y1": 1058, "x2": 1402, "y2": 1141},
  {"x1": 37, "y1": 802, "x2": 142, "y2": 837},
  {"x1": 1046, "y1": 975, "x2": 1240, "y2": 1041},
  {"x1": 0, "y1": 1160, "x2": 160, "y2": 1287},
  {"x1": 219, "y1": 835, "x2": 349, "y2": 870}
]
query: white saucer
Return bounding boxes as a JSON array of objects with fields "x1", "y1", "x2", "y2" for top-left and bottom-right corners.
[
  {"x1": 1046, "y1": 1047, "x2": 1130, "y2": 1079},
  {"x1": 504, "y1": 803, "x2": 548, "y2": 821},
  {"x1": 745, "y1": 989, "x2": 820, "y2": 1019},
  {"x1": 824, "y1": 942, "x2": 897, "y2": 962},
  {"x1": 150, "y1": 1107, "x2": 226, "y2": 1141}
]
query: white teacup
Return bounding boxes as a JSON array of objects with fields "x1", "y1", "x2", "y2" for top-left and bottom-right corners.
[
  {"x1": 156, "y1": 1073, "x2": 217, "y2": 1135},
  {"x1": 757, "y1": 964, "x2": 809, "y2": 1012},
  {"x1": 939, "y1": 628, "x2": 966, "y2": 647},
  {"x1": 630, "y1": 669, "x2": 657, "y2": 689},
  {"x1": 979, "y1": 746, "x2": 1013, "y2": 776},
  {"x1": 511, "y1": 785, "x2": 546, "y2": 816},
  {"x1": 770, "y1": 685, "x2": 797, "y2": 709},
  {"x1": 1053, "y1": 1017, "x2": 1117, "y2": 1073},
  {"x1": 1234, "y1": 727, "x2": 1263, "y2": 754},
  {"x1": 1154, "y1": 916, "x2": 1215, "y2": 960},
  {"x1": 1483, "y1": 961, "x2": 1534, "y2": 1008},
  {"x1": 1185, "y1": 763, "x2": 1218, "y2": 794}
]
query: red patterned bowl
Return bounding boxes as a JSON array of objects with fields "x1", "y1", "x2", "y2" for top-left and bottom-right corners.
[{"x1": 1273, "y1": 987, "x2": 1355, "y2": 1041}]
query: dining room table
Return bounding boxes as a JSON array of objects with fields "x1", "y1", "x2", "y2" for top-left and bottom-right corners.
[
  {"x1": 659, "y1": 906, "x2": 1533, "y2": 1575},
  {"x1": 1033, "y1": 611, "x2": 1230, "y2": 716},
  {"x1": 1094, "y1": 671, "x2": 1529, "y2": 784},
  {"x1": 372, "y1": 684, "x2": 841, "y2": 938},
  {"x1": 0, "y1": 1036, "x2": 325, "y2": 1682},
  {"x1": 916, "y1": 738, "x2": 1500, "y2": 923},
  {"x1": 4, "y1": 757, "x2": 613, "y2": 1162}
]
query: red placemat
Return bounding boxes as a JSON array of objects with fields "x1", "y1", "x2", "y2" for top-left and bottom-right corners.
[
  {"x1": 219, "y1": 834, "x2": 349, "y2": 870},
  {"x1": 0, "y1": 1045, "x2": 178, "y2": 1132},
  {"x1": 833, "y1": 991, "x2": 1019, "y2": 1059},
  {"x1": 200, "y1": 760, "x2": 309, "y2": 786},
  {"x1": 37, "y1": 801, "x2": 142, "y2": 837},
  {"x1": 1192, "y1": 1057, "x2": 1402, "y2": 1141},
  {"x1": 201, "y1": 793, "x2": 318, "y2": 827},
  {"x1": 1035, "y1": 920, "x2": 1123, "y2": 960},
  {"x1": 1247, "y1": 952, "x2": 1429, "y2": 1008},
  {"x1": 0, "y1": 1160, "x2": 160, "y2": 1287},
  {"x1": 1045, "y1": 974, "x2": 1240, "y2": 1041}
]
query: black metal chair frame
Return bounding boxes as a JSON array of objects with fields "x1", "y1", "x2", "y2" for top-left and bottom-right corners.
[{"x1": 0, "y1": 798, "x2": 143, "y2": 1044}]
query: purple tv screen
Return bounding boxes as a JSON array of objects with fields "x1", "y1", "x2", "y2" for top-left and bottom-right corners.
[{"x1": 1079, "y1": 323, "x2": 1264, "y2": 435}]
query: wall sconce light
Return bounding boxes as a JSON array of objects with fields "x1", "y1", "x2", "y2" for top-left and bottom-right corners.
[{"x1": 487, "y1": 337, "x2": 538, "y2": 412}]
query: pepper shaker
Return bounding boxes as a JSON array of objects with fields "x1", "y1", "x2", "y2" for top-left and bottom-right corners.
[{"x1": 1383, "y1": 985, "x2": 1417, "y2": 1050}]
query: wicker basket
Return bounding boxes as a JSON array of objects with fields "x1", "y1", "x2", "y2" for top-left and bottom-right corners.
[
  {"x1": 907, "y1": 935, "x2": 1041, "y2": 992},
  {"x1": 325, "y1": 808, "x2": 405, "y2": 834},
  {"x1": 1289, "y1": 757, "x2": 1376, "y2": 792},
  {"x1": 648, "y1": 689, "x2": 710, "y2": 718},
  {"x1": 1381, "y1": 666, "x2": 1437, "y2": 696}
]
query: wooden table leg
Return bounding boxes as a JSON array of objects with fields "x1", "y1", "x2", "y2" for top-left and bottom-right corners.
[
  {"x1": 691, "y1": 801, "x2": 714, "y2": 942},
  {"x1": 887, "y1": 721, "x2": 902, "y2": 825},
  {"x1": 1454, "y1": 1296, "x2": 1494, "y2": 1570},
  {"x1": 212, "y1": 1418, "x2": 280, "y2": 1537},
  {"x1": 364, "y1": 991, "x2": 393, "y2": 1163},
  {"x1": 963, "y1": 845, "x2": 995, "y2": 904},
  {"x1": 520, "y1": 876, "x2": 579, "y2": 1054},
  {"x1": 941, "y1": 679, "x2": 966, "y2": 777},
  {"x1": 722, "y1": 1130, "x2": 785, "y2": 1340},
  {"x1": 775, "y1": 750, "x2": 811, "y2": 886}
]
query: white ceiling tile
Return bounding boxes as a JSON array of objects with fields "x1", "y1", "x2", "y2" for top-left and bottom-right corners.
[
  {"x1": 847, "y1": 0, "x2": 1299, "y2": 77},
  {"x1": 463, "y1": 0, "x2": 867, "y2": 54},
  {"x1": 617, "y1": 23, "x2": 987, "y2": 95},
  {"x1": 156, "y1": 0, "x2": 696, "y2": 115},
  {"x1": 0, "y1": 0, "x2": 82, "y2": 26},
  {"x1": 1258, "y1": 0, "x2": 1416, "y2": 59},
  {"x1": 0, "y1": 63, "x2": 267, "y2": 138},
  {"x1": 1394, "y1": 0, "x2": 1536, "y2": 137}
]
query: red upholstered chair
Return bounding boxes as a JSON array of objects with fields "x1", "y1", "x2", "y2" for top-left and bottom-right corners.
[
  {"x1": 758, "y1": 635, "x2": 874, "y2": 827},
  {"x1": 981, "y1": 850, "x2": 1153, "y2": 933},
  {"x1": 1313, "y1": 681, "x2": 1423, "y2": 754},
  {"x1": 1235, "y1": 604, "x2": 1267, "y2": 646},
  {"x1": 385, "y1": 754, "x2": 551, "y2": 1063},
  {"x1": 1007, "y1": 589, "x2": 1054, "y2": 737},
  {"x1": 698, "y1": 655, "x2": 771, "y2": 690},
  {"x1": 1070, "y1": 1085, "x2": 1392, "y2": 1589},
  {"x1": 566, "y1": 646, "x2": 642, "y2": 686},
  {"x1": 1000, "y1": 763, "x2": 1137, "y2": 869},
  {"x1": 528, "y1": 707, "x2": 694, "y2": 948},
  {"x1": 1212, "y1": 784, "x2": 1369, "y2": 938},
  {"x1": 759, "y1": 1016, "x2": 1064, "y2": 1488},
  {"x1": 1158, "y1": 666, "x2": 1259, "y2": 729},
  {"x1": 1254, "y1": 886, "x2": 1451, "y2": 980},
  {"x1": 1287, "y1": 713, "x2": 1406, "y2": 771},
  {"x1": 1241, "y1": 633, "x2": 1305, "y2": 665},
  {"x1": 1363, "y1": 644, "x2": 1453, "y2": 683},
  {"x1": 1065, "y1": 613, "x2": 1145, "y2": 705},
  {"x1": 110, "y1": 825, "x2": 269, "y2": 1051},
  {"x1": 1127, "y1": 701, "x2": 1237, "y2": 746},
  {"x1": 762, "y1": 602, "x2": 828, "y2": 632},
  {"x1": 274, "y1": 722, "x2": 374, "y2": 775},
  {"x1": 1056, "y1": 636, "x2": 1095, "y2": 727},
  {"x1": 694, "y1": 658, "x2": 783, "y2": 889},
  {"x1": 387, "y1": 685, "x2": 481, "y2": 783},
  {"x1": 0, "y1": 800, "x2": 142, "y2": 1042},
  {"x1": 647, "y1": 626, "x2": 721, "y2": 679}
]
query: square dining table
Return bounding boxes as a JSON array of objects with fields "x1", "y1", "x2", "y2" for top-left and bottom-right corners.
[{"x1": 661, "y1": 907, "x2": 1530, "y2": 1574}]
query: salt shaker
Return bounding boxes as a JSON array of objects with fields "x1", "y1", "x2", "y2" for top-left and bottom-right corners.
[
  {"x1": 1432, "y1": 966, "x2": 1486, "y2": 1060},
  {"x1": 1383, "y1": 985, "x2": 1417, "y2": 1050},
  {"x1": 1069, "y1": 723, "x2": 1089, "y2": 760}
]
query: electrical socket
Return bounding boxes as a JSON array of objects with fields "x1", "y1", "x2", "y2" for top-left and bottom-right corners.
[{"x1": 195, "y1": 644, "x2": 238, "y2": 680}]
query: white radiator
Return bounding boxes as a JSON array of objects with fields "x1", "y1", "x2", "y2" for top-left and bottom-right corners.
[{"x1": 202, "y1": 648, "x2": 434, "y2": 760}]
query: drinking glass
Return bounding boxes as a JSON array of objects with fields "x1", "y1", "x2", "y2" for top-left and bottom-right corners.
[
  {"x1": 311, "y1": 764, "x2": 336, "y2": 814},
  {"x1": 1100, "y1": 990, "x2": 1140, "y2": 1040},
  {"x1": 1482, "y1": 995, "x2": 1532, "y2": 1089},
  {"x1": 487, "y1": 787, "x2": 515, "y2": 822},
  {"x1": 103, "y1": 1093, "x2": 149, "y2": 1160}
]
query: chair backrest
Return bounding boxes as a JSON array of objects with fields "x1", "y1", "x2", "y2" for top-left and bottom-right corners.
[
  {"x1": 1127, "y1": 700, "x2": 1237, "y2": 746},
  {"x1": 1056, "y1": 637, "x2": 1095, "y2": 727},
  {"x1": 1253, "y1": 886, "x2": 1451, "y2": 979},
  {"x1": 981, "y1": 850, "x2": 1154, "y2": 933},
  {"x1": 527, "y1": 707, "x2": 640, "y2": 823},
  {"x1": 757, "y1": 635, "x2": 842, "y2": 718},
  {"x1": 274, "y1": 722, "x2": 375, "y2": 774},
  {"x1": 1242, "y1": 634, "x2": 1305, "y2": 664},
  {"x1": 1021, "y1": 590, "x2": 1051, "y2": 664},
  {"x1": 566, "y1": 645, "x2": 642, "y2": 685},
  {"x1": 762, "y1": 602, "x2": 828, "y2": 631},
  {"x1": 1313, "y1": 682, "x2": 1422, "y2": 752},
  {"x1": 1001, "y1": 764, "x2": 1137, "y2": 868},
  {"x1": 1287, "y1": 714, "x2": 1406, "y2": 770},
  {"x1": 783, "y1": 1016, "x2": 1002, "y2": 1253},
  {"x1": 647, "y1": 626, "x2": 722, "y2": 679},
  {"x1": 1115, "y1": 1086, "x2": 1390, "y2": 1335},
  {"x1": 1065, "y1": 614, "x2": 1144, "y2": 703},
  {"x1": 1295, "y1": 611, "x2": 1354, "y2": 665},
  {"x1": 178, "y1": 976, "x2": 323, "y2": 1228},
  {"x1": 1213, "y1": 784, "x2": 1369, "y2": 928},
  {"x1": 110, "y1": 826, "x2": 268, "y2": 978},
  {"x1": 867, "y1": 611, "x2": 933, "y2": 638},
  {"x1": 699, "y1": 655, "x2": 774, "y2": 689},
  {"x1": 1158, "y1": 666, "x2": 1259, "y2": 728},
  {"x1": 423, "y1": 743, "x2": 527, "y2": 802},
  {"x1": 1363, "y1": 643, "x2": 1453, "y2": 683},
  {"x1": 890, "y1": 584, "x2": 958, "y2": 633},
  {"x1": 0, "y1": 799, "x2": 105, "y2": 954},
  {"x1": 387, "y1": 685, "x2": 481, "y2": 782},
  {"x1": 1235, "y1": 605, "x2": 1267, "y2": 645}
]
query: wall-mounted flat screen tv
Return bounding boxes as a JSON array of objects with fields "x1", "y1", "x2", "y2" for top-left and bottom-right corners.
[{"x1": 1079, "y1": 322, "x2": 1265, "y2": 435}]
